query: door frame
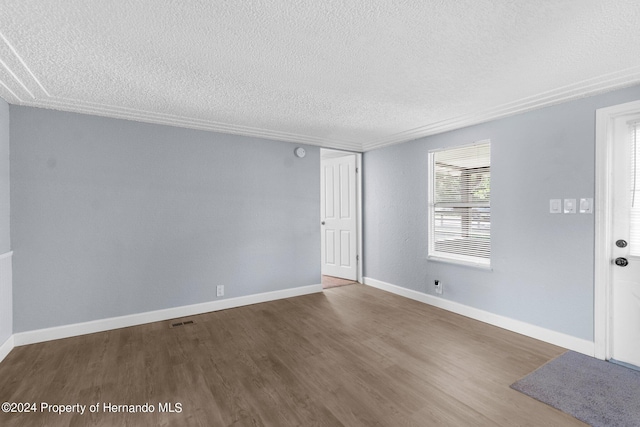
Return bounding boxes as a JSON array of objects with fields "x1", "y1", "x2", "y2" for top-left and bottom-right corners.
[
  {"x1": 320, "y1": 149, "x2": 363, "y2": 283},
  {"x1": 594, "y1": 99, "x2": 640, "y2": 360}
]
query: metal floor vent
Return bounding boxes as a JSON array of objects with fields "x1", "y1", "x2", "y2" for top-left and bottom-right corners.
[{"x1": 170, "y1": 319, "x2": 196, "y2": 328}]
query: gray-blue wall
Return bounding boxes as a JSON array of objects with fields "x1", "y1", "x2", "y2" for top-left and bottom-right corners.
[
  {"x1": 10, "y1": 106, "x2": 320, "y2": 332},
  {"x1": 0, "y1": 99, "x2": 9, "y2": 254},
  {"x1": 363, "y1": 84, "x2": 640, "y2": 342},
  {"x1": 0, "y1": 98, "x2": 10, "y2": 345}
]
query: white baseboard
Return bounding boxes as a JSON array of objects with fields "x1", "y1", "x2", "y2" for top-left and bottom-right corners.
[
  {"x1": 0, "y1": 334, "x2": 14, "y2": 364},
  {"x1": 363, "y1": 277, "x2": 595, "y2": 356},
  {"x1": 0, "y1": 251, "x2": 13, "y2": 364},
  {"x1": 13, "y1": 284, "x2": 323, "y2": 347},
  {"x1": 6, "y1": 278, "x2": 595, "y2": 359}
]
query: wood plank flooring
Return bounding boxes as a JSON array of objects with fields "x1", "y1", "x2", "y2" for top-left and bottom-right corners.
[
  {"x1": 0, "y1": 284, "x2": 586, "y2": 426},
  {"x1": 321, "y1": 275, "x2": 358, "y2": 289}
]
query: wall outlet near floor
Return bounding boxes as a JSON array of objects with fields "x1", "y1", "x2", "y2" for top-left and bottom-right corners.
[
  {"x1": 434, "y1": 280, "x2": 443, "y2": 295},
  {"x1": 216, "y1": 285, "x2": 224, "y2": 297}
]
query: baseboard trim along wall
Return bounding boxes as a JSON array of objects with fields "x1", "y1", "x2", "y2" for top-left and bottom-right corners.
[
  {"x1": 0, "y1": 335, "x2": 13, "y2": 364},
  {"x1": 363, "y1": 277, "x2": 595, "y2": 356},
  {"x1": 0, "y1": 251, "x2": 12, "y2": 364},
  {"x1": 3, "y1": 278, "x2": 595, "y2": 363},
  {"x1": 11, "y1": 284, "x2": 323, "y2": 348}
]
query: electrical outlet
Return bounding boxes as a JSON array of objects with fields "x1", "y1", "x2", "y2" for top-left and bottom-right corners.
[
  {"x1": 216, "y1": 285, "x2": 224, "y2": 297},
  {"x1": 434, "y1": 280, "x2": 443, "y2": 295}
]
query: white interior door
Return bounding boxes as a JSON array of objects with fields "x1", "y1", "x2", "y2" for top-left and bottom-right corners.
[
  {"x1": 610, "y1": 113, "x2": 640, "y2": 368},
  {"x1": 321, "y1": 153, "x2": 357, "y2": 280}
]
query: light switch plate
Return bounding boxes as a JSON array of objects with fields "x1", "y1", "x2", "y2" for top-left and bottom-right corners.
[
  {"x1": 564, "y1": 198, "x2": 577, "y2": 214},
  {"x1": 550, "y1": 199, "x2": 562, "y2": 214},
  {"x1": 579, "y1": 198, "x2": 593, "y2": 214}
]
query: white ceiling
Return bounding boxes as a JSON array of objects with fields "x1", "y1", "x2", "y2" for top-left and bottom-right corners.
[{"x1": 1, "y1": 1, "x2": 640, "y2": 152}]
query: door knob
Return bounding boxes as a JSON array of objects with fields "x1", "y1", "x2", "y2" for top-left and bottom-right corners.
[
  {"x1": 615, "y1": 257, "x2": 629, "y2": 267},
  {"x1": 321, "y1": 221, "x2": 325, "y2": 225}
]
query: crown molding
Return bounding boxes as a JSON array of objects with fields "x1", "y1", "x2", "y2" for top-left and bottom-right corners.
[
  {"x1": 2, "y1": 27, "x2": 640, "y2": 154},
  {"x1": 0, "y1": 30, "x2": 363, "y2": 152},
  {"x1": 27, "y1": 96, "x2": 363, "y2": 151},
  {"x1": 7, "y1": 95, "x2": 362, "y2": 151},
  {"x1": 362, "y1": 66, "x2": 640, "y2": 151},
  {"x1": 0, "y1": 30, "x2": 49, "y2": 102}
]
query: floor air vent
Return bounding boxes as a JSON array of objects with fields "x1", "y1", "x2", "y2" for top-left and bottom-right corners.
[{"x1": 170, "y1": 319, "x2": 196, "y2": 328}]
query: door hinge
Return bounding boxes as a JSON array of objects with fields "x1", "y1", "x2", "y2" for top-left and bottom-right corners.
[
  {"x1": 356, "y1": 167, "x2": 359, "y2": 173},
  {"x1": 356, "y1": 255, "x2": 359, "y2": 262}
]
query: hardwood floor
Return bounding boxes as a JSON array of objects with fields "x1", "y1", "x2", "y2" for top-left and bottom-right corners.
[
  {"x1": 0, "y1": 284, "x2": 586, "y2": 426},
  {"x1": 321, "y1": 275, "x2": 358, "y2": 289}
]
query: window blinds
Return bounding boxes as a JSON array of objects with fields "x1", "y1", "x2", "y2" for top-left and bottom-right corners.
[{"x1": 429, "y1": 142, "x2": 491, "y2": 265}]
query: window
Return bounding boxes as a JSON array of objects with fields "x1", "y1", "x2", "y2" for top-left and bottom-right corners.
[{"x1": 428, "y1": 141, "x2": 491, "y2": 267}]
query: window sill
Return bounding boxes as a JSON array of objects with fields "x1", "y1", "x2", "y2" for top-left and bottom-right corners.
[{"x1": 427, "y1": 255, "x2": 492, "y2": 271}]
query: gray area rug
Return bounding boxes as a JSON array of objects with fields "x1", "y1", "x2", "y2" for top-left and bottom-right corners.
[{"x1": 511, "y1": 351, "x2": 640, "y2": 427}]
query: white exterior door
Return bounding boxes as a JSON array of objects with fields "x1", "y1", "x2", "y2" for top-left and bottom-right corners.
[
  {"x1": 610, "y1": 112, "x2": 640, "y2": 368},
  {"x1": 321, "y1": 154, "x2": 357, "y2": 280}
]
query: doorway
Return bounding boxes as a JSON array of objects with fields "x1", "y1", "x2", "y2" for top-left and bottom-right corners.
[
  {"x1": 320, "y1": 149, "x2": 362, "y2": 288},
  {"x1": 595, "y1": 100, "x2": 640, "y2": 368}
]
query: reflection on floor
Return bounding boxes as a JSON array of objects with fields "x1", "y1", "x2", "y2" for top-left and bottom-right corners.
[{"x1": 322, "y1": 275, "x2": 358, "y2": 289}]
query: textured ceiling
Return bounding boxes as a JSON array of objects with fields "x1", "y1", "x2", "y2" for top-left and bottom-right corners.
[{"x1": 1, "y1": 1, "x2": 640, "y2": 152}]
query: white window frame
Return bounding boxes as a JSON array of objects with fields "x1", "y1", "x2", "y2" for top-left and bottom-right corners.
[{"x1": 428, "y1": 140, "x2": 491, "y2": 269}]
